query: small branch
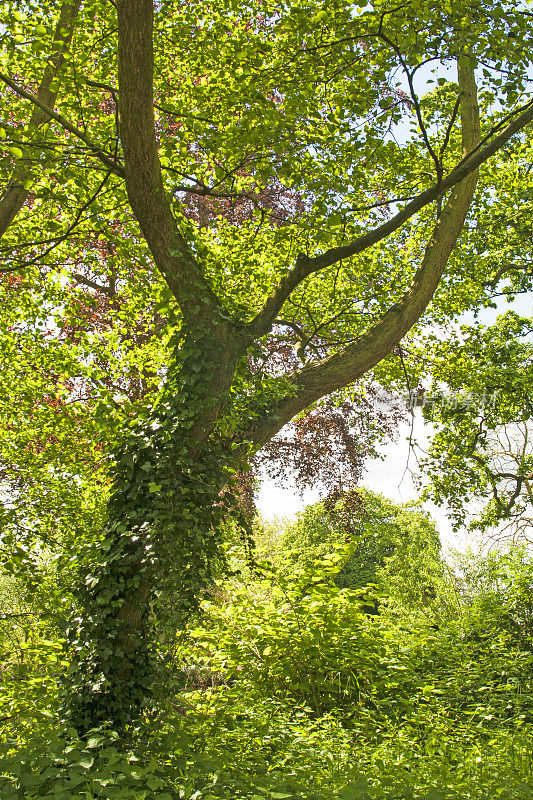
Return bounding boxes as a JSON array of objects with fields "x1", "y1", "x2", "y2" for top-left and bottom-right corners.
[
  {"x1": 85, "y1": 77, "x2": 118, "y2": 103},
  {"x1": 439, "y1": 95, "x2": 461, "y2": 161},
  {"x1": 155, "y1": 103, "x2": 217, "y2": 127},
  {"x1": 274, "y1": 318, "x2": 307, "y2": 341},
  {"x1": 378, "y1": 29, "x2": 442, "y2": 179},
  {"x1": 5, "y1": 171, "x2": 115, "y2": 273},
  {"x1": 72, "y1": 273, "x2": 112, "y2": 293},
  {"x1": 0, "y1": 73, "x2": 125, "y2": 178},
  {"x1": 0, "y1": 0, "x2": 82, "y2": 238}
]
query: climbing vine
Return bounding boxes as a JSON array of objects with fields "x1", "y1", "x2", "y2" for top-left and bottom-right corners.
[{"x1": 66, "y1": 330, "x2": 250, "y2": 731}]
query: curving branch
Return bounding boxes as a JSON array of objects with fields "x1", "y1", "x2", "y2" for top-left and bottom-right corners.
[
  {"x1": 248, "y1": 87, "x2": 533, "y2": 339},
  {"x1": 0, "y1": 0, "x2": 81, "y2": 238},
  {"x1": 248, "y1": 57, "x2": 483, "y2": 449}
]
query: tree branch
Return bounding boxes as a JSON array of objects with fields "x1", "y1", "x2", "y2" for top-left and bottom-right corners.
[
  {"x1": 72, "y1": 273, "x2": 113, "y2": 293},
  {"x1": 377, "y1": 28, "x2": 442, "y2": 179},
  {"x1": 0, "y1": 0, "x2": 81, "y2": 238},
  {"x1": 115, "y1": 0, "x2": 224, "y2": 320},
  {"x1": 0, "y1": 73, "x2": 125, "y2": 177},
  {"x1": 248, "y1": 87, "x2": 533, "y2": 339},
  {"x1": 248, "y1": 56, "x2": 482, "y2": 449}
]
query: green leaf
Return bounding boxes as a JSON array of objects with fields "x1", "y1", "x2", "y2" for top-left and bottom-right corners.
[{"x1": 339, "y1": 781, "x2": 370, "y2": 800}]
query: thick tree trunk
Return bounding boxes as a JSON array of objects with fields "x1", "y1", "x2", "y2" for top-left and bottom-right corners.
[
  {"x1": 67, "y1": 325, "x2": 248, "y2": 732},
  {"x1": 2, "y1": 0, "x2": 531, "y2": 738},
  {"x1": 63, "y1": 5, "x2": 517, "y2": 734}
]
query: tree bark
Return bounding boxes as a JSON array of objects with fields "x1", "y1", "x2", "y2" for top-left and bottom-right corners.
[
  {"x1": 62, "y1": 6, "x2": 532, "y2": 733},
  {"x1": 248, "y1": 89, "x2": 533, "y2": 338},
  {"x1": 67, "y1": 322, "x2": 248, "y2": 732},
  {"x1": 115, "y1": 0, "x2": 225, "y2": 321}
]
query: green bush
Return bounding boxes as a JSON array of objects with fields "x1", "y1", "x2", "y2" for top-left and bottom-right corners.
[
  {"x1": 261, "y1": 490, "x2": 450, "y2": 621},
  {"x1": 190, "y1": 577, "x2": 414, "y2": 715},
  {"x1": 0, "y1": 728, "x2": 176, "y2": 800},
  {"x1": 1, "y1": 511, "x2": 532, "y2": 800}
]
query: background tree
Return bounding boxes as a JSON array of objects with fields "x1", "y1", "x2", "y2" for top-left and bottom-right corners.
[
  {"x1": 262, "y1": 488, "x2": 447, "y2": 618},
  {"x1": 1, "y1": 0, "x2": 533, "y2": 731},
  {"x1": 421, "y1": 312, "x2": 533, "y2": 543}
]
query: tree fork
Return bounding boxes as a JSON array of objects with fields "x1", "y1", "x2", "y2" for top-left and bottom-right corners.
[
  {"x1": 246, "y1": 56, "x2": 482, "y2": 450},
  {"x1": 61, "y1": 3, "x2": 533, "y2": 734}
]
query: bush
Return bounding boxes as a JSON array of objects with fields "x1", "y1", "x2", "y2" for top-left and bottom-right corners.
[{"x1": 261, "y1": 490, "x2": 451, "y2": 621}]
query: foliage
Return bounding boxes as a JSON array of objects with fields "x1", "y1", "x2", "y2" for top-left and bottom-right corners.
[
  {"x1": 0, "y1": 1, "x2": 533, "y2": 798},
  {"x1": 2, "y1": 0, "x2": 533, "y2": 740},
  {"x1": 261, "y1": 489, "x2": 449, "y2": 619},
  {"x1": 1, "y1": 513, "x2": 533, "y2": 797},
  {"x1": 0, "y1": 728, "x2": 175, "y2": 800},
  {"x1": 420, "y1": 312, "x2": 533, "y2": 541},
  {"x1": 64, "y1": 328, "x2": 255, "y2": 732}
]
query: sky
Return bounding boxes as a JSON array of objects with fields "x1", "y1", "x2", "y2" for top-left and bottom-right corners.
[{"x1": 255, "y1": 415, "x2": 466, "y2": 553}]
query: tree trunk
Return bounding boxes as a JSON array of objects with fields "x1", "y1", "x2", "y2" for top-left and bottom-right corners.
[{"x1": 67, "y1": 325, "x2": 247, "y2": 732}]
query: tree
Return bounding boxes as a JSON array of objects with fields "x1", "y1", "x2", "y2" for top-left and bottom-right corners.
[
  {"x1": 1, "y1": 0, "x2": 533, "y2": 731},
  {"x1": 267, "y1": 488, "x2": 446, "y2": 617},
  {"x1": 421, "y1": 312, "x2": 533, "y2": 543}
]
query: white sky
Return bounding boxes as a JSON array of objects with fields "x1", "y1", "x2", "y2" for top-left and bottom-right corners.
[{"x1": 256, "y1": 417, "x2": 468, "y2": 553}]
